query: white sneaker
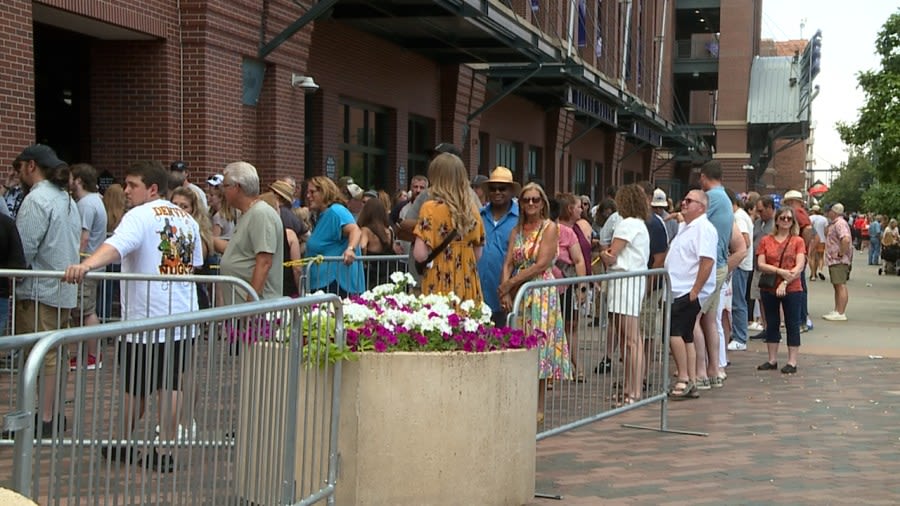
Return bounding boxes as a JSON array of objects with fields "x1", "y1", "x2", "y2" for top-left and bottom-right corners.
[
  {"x1": 822, "y1": 311, "x2": 839, "y2": 318},
  {"x1": 748, "y1": 322, "x2": 764, "y2": 331},
  {"x1": 822, "y1": 313, "x2": 848, "y2": 321},
  {"x1": 727, "y1": 341, "x2": 747, "y2": 351}
]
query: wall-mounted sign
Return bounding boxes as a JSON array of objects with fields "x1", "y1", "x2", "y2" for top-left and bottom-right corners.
[
  {"x1": 630, "y1": 121, "x2": 663, "y2": 147},
  {"x1": 398, "y1": 164, "x2": 407, "y2": 189},
  {"x1": 566, "y1": 87, "x2": 617, "y2": 126},
  {"x1": 325, "y1": 156, "x2": 336, "y2": 179}
]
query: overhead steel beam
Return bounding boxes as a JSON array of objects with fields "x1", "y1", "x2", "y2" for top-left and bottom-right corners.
[
  {"x1": 563, "y1": 117, "x2": 605, "y2": 149},
  {"x1": 466, "y1": 63, "x2": 542, "y2": 123},
  {"x1": 258, "y1": 0, "x2": 339, "y2": 59}
]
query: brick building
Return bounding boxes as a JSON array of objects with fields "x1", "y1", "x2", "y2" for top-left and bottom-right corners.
[{"x1": 2, "y1": 0, "x2": 782, "y2": 201}]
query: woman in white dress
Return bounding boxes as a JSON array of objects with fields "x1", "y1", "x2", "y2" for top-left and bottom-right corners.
[{"x1": 599, "y1": 184, "x2": 650, "y2": 404}]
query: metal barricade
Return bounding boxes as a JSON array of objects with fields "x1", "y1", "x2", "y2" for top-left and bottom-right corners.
[
  {"x1": 0, "y1": 270, "x2": 257, "y2": 419},
  {"x1": 5, "y1": 292, "x2": 344, "y2": 506},
  {"x1": 300, "y1": 254, "x2": 407, "y2": 296},
  {"x1": 509, "y1": 269, "x2": 704, "y2": 441}
]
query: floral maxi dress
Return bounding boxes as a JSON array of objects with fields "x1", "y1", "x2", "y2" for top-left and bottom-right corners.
[{"x1": 511, "y1": 220, "x2": 572, "y2": 380}]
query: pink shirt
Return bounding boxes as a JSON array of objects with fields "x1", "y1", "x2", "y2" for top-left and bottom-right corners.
[
  {"x1": 552, "y1": 223, "x2": 577, "y2": 281},
  {"x1": 825, "y1": 217, "x2": 852, "y2": 266}
]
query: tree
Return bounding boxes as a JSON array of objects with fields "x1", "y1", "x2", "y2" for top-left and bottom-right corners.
[
  {"x1": 836, "y1": 10, "x2": 900, "y2": 183},
  {"x1": 819, "y1": 151, "x2": 876, "y2": 213},
  {"x1": 862, "y1": 183, "x2": 900, "y2": 219}
]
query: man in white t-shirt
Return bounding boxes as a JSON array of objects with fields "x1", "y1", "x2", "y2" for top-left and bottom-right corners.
[
  {"x1": 663, "y1": 189, "x2": 716, "y2": 400},
  {"x1": 65, "y1": 160, "x2": 203, "y2": 473},
  {"x1": 808, "y1": 205, "x2": 828, "y2": 281}
]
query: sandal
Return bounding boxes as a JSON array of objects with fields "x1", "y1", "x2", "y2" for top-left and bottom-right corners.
[
  {"x1": 757, "y1": 361, "x2": 778, "y2": 371},
  {"x1": 668, "y1": 380, "x2": 698, "y2": 400}
]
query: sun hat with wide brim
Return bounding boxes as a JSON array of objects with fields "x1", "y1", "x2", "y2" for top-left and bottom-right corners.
[
  {"x1": 482, "y1": 166, "x2": 521, "y2": 194},
  {"x1": 782, "y1": 190, "x2": 803, "y2": 203},
  {"x1": 269, "y1": 180, "x2": 295, "y2": 203}
]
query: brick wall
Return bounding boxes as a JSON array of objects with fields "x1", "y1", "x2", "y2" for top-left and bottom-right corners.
[
  {"x1": 30, "y1": 0, "x2": 312, "y2": 184},
  {"x1": 0, "y1": 1, "x2": 37, "y2": 172}
]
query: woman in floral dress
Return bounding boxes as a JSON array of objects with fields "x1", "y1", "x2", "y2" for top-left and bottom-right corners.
[
  {"x1": 413, "y1": 153, "x2": 485, "y2": 304},
  {"x1": 499, "y1": 183, "x2": 572, "y2": 424}
]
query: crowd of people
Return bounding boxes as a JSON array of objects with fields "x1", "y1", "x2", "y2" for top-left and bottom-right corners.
[{"x1": 4, "y1": 141, "x2": 886, "y2": 460}]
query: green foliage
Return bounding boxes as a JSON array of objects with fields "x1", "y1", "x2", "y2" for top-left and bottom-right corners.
[
  {"x1": 819, "y1": 152, "x2": 876, "y2": 212},
  {"x1": 862, "y1": 183, "x2": 900, "y2": 220},
  {"x1": 300, "y1": 309, "x2": 360, "y2": 367},
  {"x1": 837, "y1": 10, "x2": 900, "y2": 183}
]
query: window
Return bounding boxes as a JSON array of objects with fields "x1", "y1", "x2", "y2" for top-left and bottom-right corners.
[
  {"x1": 408, "y1": 115, "x2": 434, "y2": 181},
  {"x1": 526, "y1": 146, "x2": 541, "y2": 183},
  {"x1": 496, "y1": 140, "x2": 518, "y2": 172},
  {"x1": 338, "y1": 101, "x2": 388, "y2": 189},
  {"x1": 574, "y1": 159, "x2": 588, "y2": 196}
]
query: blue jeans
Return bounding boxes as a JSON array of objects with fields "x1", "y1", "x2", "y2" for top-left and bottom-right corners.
[
  {"x1": 869, "y1": 238, "x2": 881, "y2": 265},
  {"x1": 761, "y1": 291, "x2": 802, "y2": 347},
  {"x1": 799, "y1": 273, "x2": 808, "y2": 324},
  {"x1": 0, "y1": 297, "x2": 9, "y2": 336},
  {"x1": 730, "y1": 269, "x2": 751, "y2": 344}
]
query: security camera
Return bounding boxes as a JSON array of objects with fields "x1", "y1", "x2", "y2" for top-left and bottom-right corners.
[{"x1": 291, "y1": 73, "x2": 319, "y2": 93}]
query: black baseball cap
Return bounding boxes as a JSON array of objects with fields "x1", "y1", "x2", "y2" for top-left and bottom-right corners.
[
  {"x1": 427, "y1": 142, "x2": 462, "y2": 157},
  {"x1": 170, "y1": 160, "x2": 188, "y2": 171},
  {"x1": 14, "y1": 144, "x2": 65, "y2": 169}
]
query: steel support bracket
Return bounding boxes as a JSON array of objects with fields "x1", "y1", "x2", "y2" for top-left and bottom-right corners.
[{"x1": 258, "y1": 0, "x2": 339, "y2": 59}]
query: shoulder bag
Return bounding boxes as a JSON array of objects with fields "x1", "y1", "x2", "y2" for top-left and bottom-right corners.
[{"x1": 758, "y1": 240, "x2": 789, "y2": 289}]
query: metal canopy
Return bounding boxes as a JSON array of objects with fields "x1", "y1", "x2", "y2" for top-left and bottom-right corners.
[{"x1": 320, "y1": 0, "x2": 562, "y2": 64}]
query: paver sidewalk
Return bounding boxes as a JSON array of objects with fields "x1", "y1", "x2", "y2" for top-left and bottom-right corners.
[{"x1": 529, "y1": 252, "x2": 900, "y2": 505}]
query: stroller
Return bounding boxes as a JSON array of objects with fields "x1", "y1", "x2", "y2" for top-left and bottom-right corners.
[{"x1": 880, "y1": 244, "x2": 900, "y2": 275}]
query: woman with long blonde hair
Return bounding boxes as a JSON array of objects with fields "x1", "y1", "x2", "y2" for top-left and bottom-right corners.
[
  {"x1": 412, "y1": 153, "x2": 484, "y2": 303},
  {"x1": 103, "y1": 183, "x2": 126, "y2": 233},
  {"x1": 499, "y1": 182, "x2": 572, "y2": 424}
]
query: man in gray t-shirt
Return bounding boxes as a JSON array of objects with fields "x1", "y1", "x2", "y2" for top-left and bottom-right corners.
[{"x1": 69, "y1": 163, "x2": 110, "y2": 366}]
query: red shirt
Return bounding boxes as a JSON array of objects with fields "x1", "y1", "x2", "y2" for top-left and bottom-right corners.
[
  {"x1": 758, "y1": 235, "x2": 807, "y2": 293},
  {"x1": 794, "y1": 206, "x2": 811, "y2": 232}
]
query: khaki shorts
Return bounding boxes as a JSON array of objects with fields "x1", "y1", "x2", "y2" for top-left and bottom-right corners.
[
  {"x1": 829, "y1": 263, "x2": 850, "y2": 285},
  {"x1": 73, "y1": 278, "x2": 99, "y2": 320},
  {"x1": 701, "y1": 266, "x2": 728, "y2": 314},
  {"x1": 14, "y1": 300, "x2": 70, "y2": 373}
]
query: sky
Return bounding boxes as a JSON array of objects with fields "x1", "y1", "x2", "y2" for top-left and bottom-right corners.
[{"x1": 761, "y1": 1, "x2": 898, "y2": 184}]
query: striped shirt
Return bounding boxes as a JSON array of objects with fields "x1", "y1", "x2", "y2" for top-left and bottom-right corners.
[{"x1": 15, "y1": 180, "x2": 81, "y2": 308}]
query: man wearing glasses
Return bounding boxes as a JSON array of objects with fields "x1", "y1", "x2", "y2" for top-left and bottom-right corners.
[
  {"x1": 477, "y1": 167, "x2": 520, "y2": 327},
  {"x1": 664, "y1": 190, "x2": 717, "y2": 399}
]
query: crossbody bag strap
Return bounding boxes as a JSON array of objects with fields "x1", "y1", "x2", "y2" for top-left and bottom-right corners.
[{"x1": 424, "y1": 229, "x2": 459, "y2": 264}]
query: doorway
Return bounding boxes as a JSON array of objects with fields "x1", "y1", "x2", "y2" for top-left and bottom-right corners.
[{"x1": 33, "y1": 23, "x2": 91, "y2": 164}]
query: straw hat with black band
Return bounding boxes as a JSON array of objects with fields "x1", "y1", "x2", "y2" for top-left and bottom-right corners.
[{"x1": 482, "y1": 166, "x2": 521, "y2": 195}]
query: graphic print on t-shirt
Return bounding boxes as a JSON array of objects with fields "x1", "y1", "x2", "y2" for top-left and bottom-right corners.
[{"x1": 154, "y1": 206, "x2": 196, "y2": 275}]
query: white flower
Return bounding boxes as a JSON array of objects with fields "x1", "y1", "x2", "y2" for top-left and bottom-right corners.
[
  {"x1": 459, "y1": 300, "x2": 475, "y2": 313},
  {"x1": 462, "y1": 318, "x2": 480, "y2": 332}
]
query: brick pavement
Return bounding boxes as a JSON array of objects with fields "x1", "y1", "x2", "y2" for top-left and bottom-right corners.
[{"x1": 529, "y1": 253, "x2": 900, "y2": 505}]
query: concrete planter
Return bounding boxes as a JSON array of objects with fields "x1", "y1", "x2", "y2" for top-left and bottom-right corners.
[
  {"x1": 237, "y1": 346, "x2": 538, "y2": 506},
  {"x1": 336, "y1": 349, "x2": 538, "y2": 506}
]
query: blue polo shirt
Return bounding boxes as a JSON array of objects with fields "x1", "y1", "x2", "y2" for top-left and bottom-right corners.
[
  {"x1": 705, "y1": 185, "x2": 734, "y2": 268},
  {"x1": 477, "y1": 200, "x2": 519, "y2": 316}
]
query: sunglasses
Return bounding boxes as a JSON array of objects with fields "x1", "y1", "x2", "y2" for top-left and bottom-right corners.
[
  {"x1": 488, "y1": 185, "x2": 509, "y2": 193},
  {"x1": 778, "y1": 215, "x2": 794, "y2": 222},
  {"x1": 682, "y1": 197, "x2": 699, "y2": 205},
  {"x1": 520, "y1": 196, "x2": 542, "y2": 204}
]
